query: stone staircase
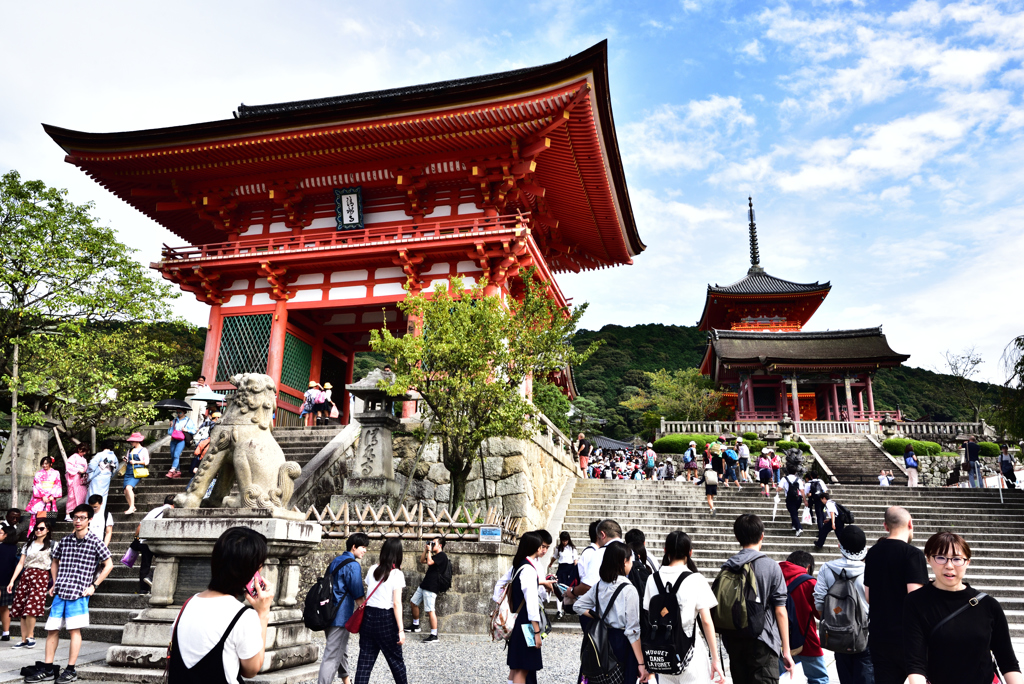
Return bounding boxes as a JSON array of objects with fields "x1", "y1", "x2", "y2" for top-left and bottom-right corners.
[
  {"x1": 806, "y1": 434, "x2": 905, "y2": 485},
  {"x1": 13, "y1": 425, "x2": 342, "y2": 644},
  {"x1": 550, "y1": 479, "x2": 1024, "y2": 633}
]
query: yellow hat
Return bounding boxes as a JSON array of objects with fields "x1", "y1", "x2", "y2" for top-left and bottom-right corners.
[
  {"x1": 308, "y1": 381, "x2": 317, "y2": 388},
  {"x1": 323, "y1": 383, "x2": 333, "y2": 389}
]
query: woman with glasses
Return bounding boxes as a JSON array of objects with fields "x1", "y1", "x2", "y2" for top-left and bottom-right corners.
[
  {"x1": 7, "y1": 520, "x2": 53, "y2": 649},
  {"x1": 904, "y1": 531, "x2": 1022, "y2": 684}
]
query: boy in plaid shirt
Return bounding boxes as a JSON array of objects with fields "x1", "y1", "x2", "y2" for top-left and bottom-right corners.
[{"x1": 27, "y1": 504, "x2": 112, "y2": 683}]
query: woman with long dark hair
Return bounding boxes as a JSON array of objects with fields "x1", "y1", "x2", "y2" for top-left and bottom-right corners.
[
  {"x1": 506, "y1": 532, "x2": 544, "y2": 684},
  {"x1": 905, "y1": 531, "x2": 1021, "y2": 684},
  {"x1": 355, "y1": 538, "x2": 407, "y2": 684},
  {"x1": 7, "y1": 520, "x2": 53, "y2": 649},
  {"x1": 575, "y1": 541, "x2": 649, "y2": 684},
  {"x1": 550, "y1": 531, "x2": 578, "y2": 619},
  {"x1": 648, "y1": 531, "x2": 723, "y2": 683}
]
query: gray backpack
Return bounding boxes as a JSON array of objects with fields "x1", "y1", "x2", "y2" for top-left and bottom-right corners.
[{"x1": 818, "y1": 568, "x2": 869, "y2": 654}]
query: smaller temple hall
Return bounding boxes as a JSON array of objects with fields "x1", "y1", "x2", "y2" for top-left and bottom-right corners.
[{"x1": 698, "y1": 199, "x2": 910, "y2": 428}]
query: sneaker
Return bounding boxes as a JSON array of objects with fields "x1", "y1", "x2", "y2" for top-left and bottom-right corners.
[
  {"x1": 422, "y1": 634, "x2": 439, "y2": 643},
  {"x1": 13, "y1": 638, "x2": 35, "y2": 649},
  {"x1": 24, "y1": 665, "x2": 58, "y2": 682},
  {"x1": 57, "y1": 667, "x2": 79, "y2": 683},
  {"x1": 165, "y1": 470, "x2": 176, "y2": 478},
  {"x1": 795, "y1": 529, "x2": 803, "y2": 537},
  {"x1": 0, "y1": 633, "x2": 8, "y2": 642},
  {"x1": 404, "y1": 626, "x2": 421, "y2": 633}
]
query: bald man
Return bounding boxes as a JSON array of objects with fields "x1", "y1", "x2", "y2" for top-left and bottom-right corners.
[{"x1": 863, "y1": 506, "x2": 929, "y2": 684}]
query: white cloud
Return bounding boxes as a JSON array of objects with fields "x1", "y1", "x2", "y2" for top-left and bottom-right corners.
[
  {"x1": 622, "y1": 96, "x2": 756, "y2": 172},
  {"x1": 740, "y1": 39, "x2": 765, "y2": 62},
  {"x1": 879, "y1": 185, "x2": 913, "y2": 204}
]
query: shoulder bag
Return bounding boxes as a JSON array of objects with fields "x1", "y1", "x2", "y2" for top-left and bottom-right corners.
[
  {"x1": 345, "y1": 568, "x2": 390, "y2": 634},
  {"x1": 130, "y1": 451, "x2": 150, "y2": 479}
]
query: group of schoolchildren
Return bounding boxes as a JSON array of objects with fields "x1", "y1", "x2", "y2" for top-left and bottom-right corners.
[
  {"x1": 578, "y1": 441, "x2": 673, "y2": 482},
  {"x1": 498, "y1": 506, "x2": 1021, "y2": 684}
]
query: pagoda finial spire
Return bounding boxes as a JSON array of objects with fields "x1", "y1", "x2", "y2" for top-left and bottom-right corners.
[{"x1": 747, "y1": 196, "x2": 763, "y2": 275}]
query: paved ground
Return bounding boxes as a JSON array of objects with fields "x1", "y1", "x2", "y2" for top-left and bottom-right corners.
[
  {"x1": 0, "y1": 638, "x2": 107, "y2": 683},
  {"x1": 4, "y1": 634, "x2": 1024, "y2": 683}
]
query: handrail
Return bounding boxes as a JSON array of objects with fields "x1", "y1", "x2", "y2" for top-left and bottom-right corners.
[{"x1": 159, "y1": 214, "x2": 531, "y2": 263}]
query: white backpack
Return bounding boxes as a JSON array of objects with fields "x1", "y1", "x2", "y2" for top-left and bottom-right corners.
[{"x1": 490, "y1": 567, "x2": 525, "y2": 641}]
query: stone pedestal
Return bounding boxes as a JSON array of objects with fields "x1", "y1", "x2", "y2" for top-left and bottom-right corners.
[
  {"x1": 103, "y1": 509, "x2": 322, "y2": 675},
  {"x1": 342, "y1": 369, "x2": 410, "y2": 508},
  {"x1": 0, "y1": 425, "x2": 52, "y2": 511}
]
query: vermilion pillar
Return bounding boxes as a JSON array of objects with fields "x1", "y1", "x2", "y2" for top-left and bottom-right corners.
[
  {"x1": 201, "y1": 304, "x2": 223, "y2": 381},
  {"x1": 867, "y1": 374, "x2": 876, "y2": 414},
  {"x1": 266, "y1": 298, "x2": 289, "y2": 391},
  {"x1": 402, "y1": 313, "x2": 422, "y2": 418},
  {"x1": 308, "y1": 334, "x2": 324, "y2": 427},
  {"x1": 746, "y1": 379, "x2": 755, "y2": 415},
  {"x1": 844, "y1": 376, "x2": 855, "y2": 422},
  {"x1": 857, "y1": 385, "x2": 865, "y2": 416}
]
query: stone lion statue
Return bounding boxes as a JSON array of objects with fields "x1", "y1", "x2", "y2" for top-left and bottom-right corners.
[{"x1": 174, "y1": 373, "x2": 304, "y2": 520}]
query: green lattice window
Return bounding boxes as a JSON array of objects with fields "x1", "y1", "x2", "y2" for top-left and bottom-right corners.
[
  {"x1": 320, "y1": 349, "x2": 348, "y2": 388},
  {"x1": 278, "y1": 392, "x2": 303, "y2": 407},
  {"x1": 280, "y1": 333, "x2": 313, "y2": 392},
  {"x1": 216, "y1": 314, "x2": 272, "y2": 382}
]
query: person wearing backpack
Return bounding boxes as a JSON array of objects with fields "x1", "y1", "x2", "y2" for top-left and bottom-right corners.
[
  {"x1": 813, "y1": 525, "x2": 872, "y2": 684},
  {"x1": 643, "y1": 443, "x2": 658, "y2": 480},
  {"x1": 777, "y1": 470, "x2": 805, "y2": 537},
  {"x1": 904, "y1": 444, "x2": 919, "y2": 487},
  {"x1": 779, "y1": 550, "x2": 827, "y2": 684},
  {"x1": 703, "y1": 463, "x2": 719, "y2": 516},
  {"x1": 625, "y1": 529, "x2": 658, "y2": 609},
  {"x1": 408, "y1": 537, "x2": 450, "y2": 643},
  {"x1": 804, "y1": 477, "x2": 828, "y2": 528},
  {"x1": 505, "y1": 532, "x2": 545, "y2": 684},
  {"x1": 812, "y1": 492, "x2": 845, "y2": 551},
  {"x1": 683, "y1": 441, "x2": 698, "y2": 482},
  {"x1": 575, "y1": 542, "x2": 650, "y2": 684},
  {"x1": 723, "y1": 445, "x2": 741, "y2": 489},
  {"x1": 642, "y1": 531, "x2": 723, "y2": 684},
  {"x1": 317, "y1": 532, "x2": 369, "y2": 684},
  {"x1": 712, "y1": 514, "x2": 794, "y2": 683},
  {"x1": 756, "y1": 449, "x2": 773, "y2": 497}
]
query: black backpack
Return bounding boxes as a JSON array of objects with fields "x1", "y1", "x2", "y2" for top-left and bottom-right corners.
[
  {"x1": 303, "y1": 558, "x2": 355, "y2": 632},
  {"x1": 628, "y1": 558, "x2": 654, "y2": 604},
  {"x1": 642, "y1": 571, "x2": 696, "y2": 675},
  {"x1": 785, "y1": 476, "x2": 802, "y2": 506},
  {"x1": 834, "y1": 502, "x2": 855, "y2": 525},
  {"x1": 437, "y1": 556, "x2": 453, "y2": 594},
  {"x1": 581, "y1": 583, "x2": 628, "y2": 683}
]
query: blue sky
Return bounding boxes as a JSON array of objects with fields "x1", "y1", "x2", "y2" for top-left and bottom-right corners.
[{"x1": 2, "y1": 1, "x2": 1021, "y2": 382}]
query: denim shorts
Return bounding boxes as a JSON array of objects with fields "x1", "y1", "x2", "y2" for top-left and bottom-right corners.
[{"x1": 411, "y1": 586, "x2": 437, "y2": 612}]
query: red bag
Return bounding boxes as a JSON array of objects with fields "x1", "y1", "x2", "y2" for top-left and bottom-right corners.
[{"x1": 344, "y1": 568, "x2": 389, "y2": 634}]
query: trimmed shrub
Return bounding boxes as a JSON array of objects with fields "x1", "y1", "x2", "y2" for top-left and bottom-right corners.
[
  {"x1": 979, "y1": 442, "x2": 1000, "y2": 458},
  {"x1": 742, "y1": 432, "x2": 759, "y2": 441},
  {"x1": 653, "y1": 434, "x2": 715, "y2": 454},
  {"x1": 776, "y1": 440, "x2": 809, "y2": 452},
  {"x1": 882, "y1": 438, "x2": 942, "y2": 456}
]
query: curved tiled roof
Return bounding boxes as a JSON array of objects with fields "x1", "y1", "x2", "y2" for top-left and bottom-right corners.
[
  {"x1": 709, "y1": 269, "x2": 830, "y2": 295},
  {"x1": 709, "y1": 327, "x2": 910, "y2": 364}
]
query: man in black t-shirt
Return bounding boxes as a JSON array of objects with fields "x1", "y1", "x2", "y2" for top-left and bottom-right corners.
[
  {"x1": 863, "y1": 506, "x2": 928, "y2": 684},
  {"x1": 409, "y1": 537, "x2": 450, "y2": 642},
  {"x1": 966, "y1": 436, "x2": 983, "y2": 488}
]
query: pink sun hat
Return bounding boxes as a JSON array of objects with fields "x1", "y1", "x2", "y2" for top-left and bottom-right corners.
[{"x1": 126, "y1": 432, "x2": 145, "y2": 443}]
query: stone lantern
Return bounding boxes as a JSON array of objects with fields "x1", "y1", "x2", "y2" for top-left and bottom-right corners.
[
  {"x1": 343, "y1": 369, "x2": 412, "y2": 507},
  {"x1": 764, "y1": 432, "x2": 782, "y2": 448},
  {"x1": 880, "y1": 414, "x2": 899, "y2": 438},
  {"x1": 778, "y1": 414, "x2": 795, "y2": 440}
]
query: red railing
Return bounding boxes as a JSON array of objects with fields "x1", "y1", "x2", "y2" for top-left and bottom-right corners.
[{"x1": 160, "y1": 214, "x2": 530, "y2": 262}]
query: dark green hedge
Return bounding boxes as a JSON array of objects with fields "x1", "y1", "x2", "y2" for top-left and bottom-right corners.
[{"x1": 882, "y1": 438, "x2": 942, "y2": 456}]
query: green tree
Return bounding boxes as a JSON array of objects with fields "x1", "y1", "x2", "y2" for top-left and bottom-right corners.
[
  {"x1": 532, "y1": 378, "x2": 571, "y2": 435},
  {"x1": 370, "y1": 272, "x2": 598, "y2": 512},
  {"x1": 1000, "y1": 335, "x2": 1024, "y2": 438},
  {"x1": 0, "y1": 170, "x2": 176, "y2": 376},
  {"x1": 16, "y1": 323, "x2": 200, "y2": 440},
  {"x1": 620, "y1": 367, "x2": 723, "y2": 420}
]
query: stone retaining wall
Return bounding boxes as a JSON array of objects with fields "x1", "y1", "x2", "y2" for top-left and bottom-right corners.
[
  {"x1": 916, "y1": 455, "x2": 1000, "y2": 486},
  {"x1": 392, "y1": 429, "x2": 580, "y2": 533},
  {"x1": 301, "y1": 538, "x2": 515, "y2": 635}
]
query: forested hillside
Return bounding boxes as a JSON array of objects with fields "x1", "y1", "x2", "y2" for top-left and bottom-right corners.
[{"x1": 566, "y1": 323, "x2": 1004, "y2": 440}]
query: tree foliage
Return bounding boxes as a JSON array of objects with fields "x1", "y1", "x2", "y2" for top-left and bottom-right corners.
[
  {"x1": 370, "y1": 272, "x2": 598, "y2": 511},
  {"x1": 0, "y1": 170, "x2": 176, "y2": 377},
  {"x1": 619, "y1": 368, "x2": 723, "y2": 421},
  {"x1": 15, "y1": 323, "x2": 202, "y2": 440},
  {"x1": 999, "y1": 335, "x2": 1024, "y2": 438},
  {"x1": 943, "y1": 347, "x2": 987, "y2": 422},
  {"x1": 532, "y1": 378, "x2": 571, "y2": 435}
]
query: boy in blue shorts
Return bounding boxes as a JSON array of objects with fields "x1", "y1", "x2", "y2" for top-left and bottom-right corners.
[{"x1": 27, "y1": 504, "x2": 112, "y2": 683}]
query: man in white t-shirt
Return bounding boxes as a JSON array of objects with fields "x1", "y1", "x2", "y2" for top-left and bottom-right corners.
[
  {"x1": 813, "y1": 492, "x2": 844, "y2": 551},
  {"x1": 87, "y1": 495, "x2": 113, "y2": 547}
]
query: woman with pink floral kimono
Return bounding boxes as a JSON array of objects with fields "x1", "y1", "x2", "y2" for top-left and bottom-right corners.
[
  {"x1": 64, "y1": 444, "x2": 90, "y2": 522},
  {"x1": 26, "y1": 457, "x2": 61, "y2": 529}
]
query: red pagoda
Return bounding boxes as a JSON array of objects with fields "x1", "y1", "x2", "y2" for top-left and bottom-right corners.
[
  {"x1": 698, "y1": 199, "x2": 909, "y2": 427},
  {"x1": 45, "y1": 42, "x2": 643, "y2": 425}
]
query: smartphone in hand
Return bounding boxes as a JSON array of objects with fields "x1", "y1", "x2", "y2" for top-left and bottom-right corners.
[{"x1": 245, "y1": 570, "x2": 267, "y2": 598}]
